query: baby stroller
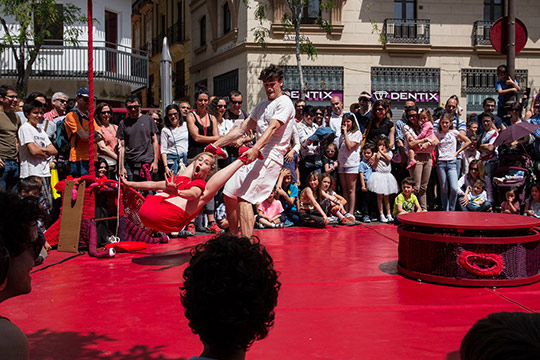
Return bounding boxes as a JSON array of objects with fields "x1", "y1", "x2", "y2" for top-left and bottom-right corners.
[{"x1": 492, "y1": 150, "x2": 532, "y2": 208}]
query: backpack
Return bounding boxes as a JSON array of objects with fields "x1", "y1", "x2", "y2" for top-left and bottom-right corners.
[{"x1": 54, "y1": 109, "x2": 84, "y2": 161}]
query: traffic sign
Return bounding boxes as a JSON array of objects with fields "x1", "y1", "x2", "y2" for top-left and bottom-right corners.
[{"x1": 490, "y1": 16, "x2": 528, "y2": 55}]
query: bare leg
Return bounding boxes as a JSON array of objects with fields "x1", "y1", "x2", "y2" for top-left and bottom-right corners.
[
  {"x1": 224, "y1": 195, "x2": 239, "y2": 235},
  {"x1": 346, "y1": 173, "x2": 357, "y2": 214},
  {"x1": 239, "y1": 199, "x2": 255, "y2": 239},
  {"x1": 203, "y1": 159, "x2": 245, "y2": 200},
  {"x1": 377, "y1": 193, "x2": 384, "y2": 215}
]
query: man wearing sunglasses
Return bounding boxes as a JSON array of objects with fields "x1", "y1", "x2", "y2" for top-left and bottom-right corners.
[
  {"x1": 226, "y1": 90, "x2": 248, "y2": 124},
  {"x1": 354, "y1": 91, "x2": 372, "y2": 133},
  {"x1": 117, "y1": 95, "x2": 159, "y2": 181},
  {"x1": 44, "y1": 92, "x2": 68, "y2": 124},
  {"x1": 0, "y1": 85, "x2": 21, "y2": 192}
]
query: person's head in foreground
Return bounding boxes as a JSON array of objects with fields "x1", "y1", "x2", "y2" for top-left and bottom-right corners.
[
  {"x1": 0, "y1": 192, "x2": 44, "y2": 301},
  {"x1": 181, "y1": 233, "x2": 281, "y2": 360},
  {"x1": 460, "y1": 311, "x2": 540, "y2": 360}
]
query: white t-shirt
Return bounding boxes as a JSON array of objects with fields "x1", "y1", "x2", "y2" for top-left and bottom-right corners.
[
  {"x1": 18, "y1": 122, "x2": 52, "y2": 178},
  {"x1": 436, "y1": 130, "x2": 459, "y2": 161},
  {"x1": 329, "y1": 113, "x2": 343, "y2": 145},
  {"x1": 217, "y1": 118, "x2": 235, "y2": 137},
  {"x1": 160, "y1": 123, "x2": 189, "y2": 156},
  {"x1": 249, "y1": 94, "x2": 295, "y2": 163},
  {"x1": 338, "y1": 130, "x2": 363, "y2": 168}
]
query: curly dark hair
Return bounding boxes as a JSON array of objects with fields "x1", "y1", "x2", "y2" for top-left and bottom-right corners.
[
  {"x1": 460, "y1": 312, "x2": 540, "y2": 360},
  {"x1": 258, "y1": 64, "x2": 283, "y2": 81},
  {"x1": 0, "y1": 192, "x2": 44, "y2": 258},
  {"x1": 180, "y1": 233, "x2": 280, "y2": 356}
]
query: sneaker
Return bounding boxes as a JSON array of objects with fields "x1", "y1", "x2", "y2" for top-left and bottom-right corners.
[
  {"x1": 284, "y1": 220, "x2": 294, "y2": 227},
  {"x1": 340, "y1": 216, "x2": 356, "y2": 226},
  {"x1": 328, "y1": 215, "x2": 339, "y2": 224},
  {"x1": 344, "y1": 213, "x2": 356, "y2": 221},
  {"x1": 379, "y1": 214, "x2": 388, "y2": 223},
  {"x1": 273, "y1": 223, "x2": 284, "y2": 228},
  {"x1": 204, "y1": 144, "x2": 228, "y2": 159},
  {"x1": 386, "y1": 214, "x2": 394, "y2": 222},
  {"x1": 362, "y1": 215, "x2": 371, "y2": 223},
  {"x1": 354, "y1": 210, "x2": 363, "y2": 220},
  {"x1": 186, "y1": 223, "x2": 196, "y2": 236},
  {"x1": 207, "y1": 221, "x2": 224, "y2": 234}
]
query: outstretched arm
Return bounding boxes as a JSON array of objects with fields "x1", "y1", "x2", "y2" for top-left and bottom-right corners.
[{"x1": 122, "y1": 177, "x2": 167, "y2": 191}]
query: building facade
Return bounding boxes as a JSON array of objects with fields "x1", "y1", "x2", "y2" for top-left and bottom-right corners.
[
  {"x1": 0, "y1": 0, "x2": 147, "y2": 104},
  {"x1": 132, "y1": 0, "x2": 190, "y2": 107},
  {"x1": 188, "y1": 0, "x2": 540, "y2": 114}
]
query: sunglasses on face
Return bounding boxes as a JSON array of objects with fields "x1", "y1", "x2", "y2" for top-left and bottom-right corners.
[
  {"x1": 231, "y1": 100, "x2": 242, "y2": 105},
  {"x1": 217, "y1": 105, "x2": 227, "y2": 108},
  {"x1": 101, "y1": 111, "x2": 112, "y2": 115},
  {"x1": 56, "y1": 99, "x2": 68, "y2": 104},
  {"x1": 408, "y1": 114, "x2": 418, "y2": 119},
  {"x1": 358, "y1": 97, "x2": 369, "y2": 102},
  {"x1": 375, "y1": 107, "x2": 385, "y2": 112},
  {"x1": 168, "y1": 112, "x2": 179, "y2": 117},
  {"x1": 470, "y1": 168, "x2": 479, "y2": 171},
  {"x1": 315, "y1": 112, "x2": 323, "y2": 116},
  {"x1": 127, "y1": 105, "x2": 140, "y2": 110}
]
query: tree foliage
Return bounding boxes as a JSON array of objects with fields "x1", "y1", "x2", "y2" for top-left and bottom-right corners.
[
  {"x1": 0, "y1": 0, "x2": 86, "y2": 97},
  {"x1": 250, "y1": 0, "x2": 334, "y2": 98}
]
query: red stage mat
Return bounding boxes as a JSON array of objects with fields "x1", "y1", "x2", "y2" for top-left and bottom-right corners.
[{"x1": 3, "y1": 225, "x2": 539, "y2": 359}]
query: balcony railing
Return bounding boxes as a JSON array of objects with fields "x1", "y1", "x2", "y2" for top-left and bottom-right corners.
[
  {"x1": 473, "y1": 20, "x2": 493, "y2": 46},
  {"x1": 168, "y1": 22, "x2": 186, "y2": 45},
  {"x1": 383, "y1": 18, "x2": 430, "y2": 44},
  {"x1": 0, "y1": 40, "x2": 148, "y2": 88}
]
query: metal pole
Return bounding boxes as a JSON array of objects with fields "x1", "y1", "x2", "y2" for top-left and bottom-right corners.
[
  {"x1": 160, "y1": 37, "x2": 172, "y2": 116},
  {"x1": 507, "y1": 0, "x2": 515, "y2": 79}
]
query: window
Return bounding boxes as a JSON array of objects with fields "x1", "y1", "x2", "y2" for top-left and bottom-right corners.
[
  {"x1": 223, "y1": 2, "x2": 231, "y2": 34},
  {"x1": 200, "y1": 16, "x2": 206, "y2": 46},
  {"x1": 301, "y1": 0, "x2": 320, "y2": 24},
  {"x1": 175, "y1": 60, "x2": 186, "y2": 99},
  {"x1": 35, "y1": 4, "x2": 64, "y2": 45},
  {"x1": 484, "y1": 0, "x2": 504, "y2": 22},
  {"x1": 177, "y1": 1, "x2": 183, "y2": 23},
  {"x1": 214, "y1": 69, "x2": 238, "y2": 97},
  {"x1": 394, "y1": 0, "x2": 415, "y2": 19},
  {"x1": 462, "y1": 68, "x2": 527, "y2": 113}
]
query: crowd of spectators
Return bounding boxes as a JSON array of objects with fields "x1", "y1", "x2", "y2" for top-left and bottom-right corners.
[{"x1": 1, "y1": 63, "x2": 539, "y2": 238}]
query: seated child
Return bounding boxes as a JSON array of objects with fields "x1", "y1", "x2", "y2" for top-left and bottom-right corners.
[
  {"x1": 180, "y1": 233, "x2": 280, "y2": 360},
  {"x1": 276, "y1": 168, "x2": 300, "y2": 226},
  {"x1": 501, "y1": 188, "x2": 520, "y2": 214},
  {"x1": 407, "y1": 109, "x2": 436, "y2": 169},
  {"x1": 524, "y1": 183, "x2": 540, "y2": 218},
  {"x1": 256, "y1": 188, "x2": 285, "y2": 228},
  {"x1": 282, "y1": 140, "x2": 300, "y2": 187},
  {"x1": 122, "y1": 151, "x2": 249, "y2": 234},
  {"x1": 319, "y1": 172, "x2": 355, "y2": 225},
  {"x1": 298, "y1": 171, "x2": 329, "y2": 228},
  {"x1": 393, "y1": 177, "x2": 422, "y2": 221},
  {"x1": 464, "y1": 179, "x2": 492, "y2": 212}
]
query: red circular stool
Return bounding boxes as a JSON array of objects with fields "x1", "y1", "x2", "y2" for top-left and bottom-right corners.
[{"x1": 397, "y1": 212, "x2": 540, "y2": 287}]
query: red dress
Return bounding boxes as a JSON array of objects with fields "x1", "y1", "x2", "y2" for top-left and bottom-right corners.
[{"x1": 138, "y1": 176, "x2": 206, "y2": 233}]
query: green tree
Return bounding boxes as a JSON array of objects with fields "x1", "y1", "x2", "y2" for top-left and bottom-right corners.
[
  {"x1": 0, "y1": 0, "x2": 86, "y2": 97},
  {"x1": 252, "y1": 0, "x2": 333, "y2": 99}
]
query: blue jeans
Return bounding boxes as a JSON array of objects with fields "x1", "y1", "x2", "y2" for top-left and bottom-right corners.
[
  {"x1": 69, "y1": 160, "x2": 89, "y2": 178},
  {"x1": 0, "y1": 159, "x2": 19, "y2": 192},
  {"x1": 436, "y1": 160, "x2": 459, "y2": 211}
]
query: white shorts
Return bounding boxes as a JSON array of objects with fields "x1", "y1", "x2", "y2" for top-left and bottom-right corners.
[
  {"x1": 223, "y1": 158, "x2": 282, "y2": 204},
  {"x1": 338, "y1": 166, "x2": 359, "y2": 174}
]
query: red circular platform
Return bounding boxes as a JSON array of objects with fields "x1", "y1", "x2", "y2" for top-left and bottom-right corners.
[
  {"x1": 397, "y1": 212, "x2": 540, "y2": 287},
  {"x1": 399, "y1": 211, "x2": 540, "y2": 231}
]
